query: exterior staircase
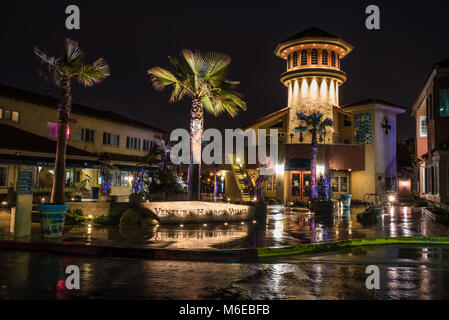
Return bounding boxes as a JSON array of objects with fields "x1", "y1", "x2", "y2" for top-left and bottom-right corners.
[{"x1": 232, "y1": 164, "x2": 252, "y2": 202}]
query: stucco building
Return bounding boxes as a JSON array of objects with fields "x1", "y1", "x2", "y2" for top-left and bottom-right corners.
[
  {"x1": 411, "y1": 58, "x2": 449, "y2": 204},
  {"x1": 224, "y1": 27, "x2": 405, "y2": 203},
  {"x1": 0, "y1": 84, "x2": 165, "y2": 203}
]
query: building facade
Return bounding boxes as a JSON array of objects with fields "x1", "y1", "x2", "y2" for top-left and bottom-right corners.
[
  {"x1": 411, "y1": 59, "x2": 449, "y2": 204},
  {"x1": 224, "y1": 27, "x2": 405, "y2": 204},
  {"x1": 0, "y1": 84, "x2": 165, "y2": 203}
]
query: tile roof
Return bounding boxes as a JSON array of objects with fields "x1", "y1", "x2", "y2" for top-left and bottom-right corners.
[
  {"x1": 342, "y1": 98, "x2": 405, "y2": 110},
  {"x1": 0, "y1": 83, "x2": 166, "y2": 134},
  {"x1": 280, "y1": 27, "x2": 340, "y2": 44},
  {"x1": 0, "y1": 123, "x2": 96, "y2": 158}
]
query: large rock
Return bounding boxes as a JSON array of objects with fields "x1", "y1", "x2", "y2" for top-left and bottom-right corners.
[
  {"x1": 119, "y1": 207, "x2": 159, "y2": 227},
  {"x1": 120, "y1": 208, "x2": 143, "y2": 226}
]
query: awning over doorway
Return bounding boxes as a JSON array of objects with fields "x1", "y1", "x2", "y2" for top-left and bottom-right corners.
[{"x1": 285, "y1": 159, "x2": 311, "y2": 171}]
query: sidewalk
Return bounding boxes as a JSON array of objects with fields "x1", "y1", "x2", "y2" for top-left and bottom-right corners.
[{"x1": 0, "y1": 209, "x2": 258, "y2": 262}]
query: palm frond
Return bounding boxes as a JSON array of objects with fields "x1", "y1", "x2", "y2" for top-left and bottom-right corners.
[
  {"x1": 77, "y1": 57, "x2": 110, "y2": 87},
  {"x1": 62, "y1": 38, "x2": 83, "y2": 71},
  {"x1": 204, "y1": 52, "x2": 231, "y2": 81},
  {"x1": 182, "y1": 50, "x2": 207, "y2": 76},
  {"x1": 148, "y1": 67, "x2": 179, "y2": 91}
]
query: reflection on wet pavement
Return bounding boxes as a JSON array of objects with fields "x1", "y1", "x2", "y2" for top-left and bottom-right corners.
[
  {"x1": 1, "y1": 206, "x2": 448, "y2": 250},
  {"x1": 62, "y1": 205, "x2": 449, "y2": 249},
  {"x1": 2, "y1": 246, "x2": 449, "y2": 300}
]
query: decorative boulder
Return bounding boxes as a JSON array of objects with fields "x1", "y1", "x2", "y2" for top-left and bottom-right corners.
[{"x1": 119, "y1": 208, "x2": 143, "y2": 226}]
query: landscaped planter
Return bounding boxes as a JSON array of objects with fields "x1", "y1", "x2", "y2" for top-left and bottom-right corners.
[
  {"x1": 310, "y1": 200, "x2": 337, "y2": 215},
  {"x1": 38, "y1": 204, "x2": 70, "y2": 238},
  {"x1": 340, "y1": 194, "x2": 352, "y2": 209}
]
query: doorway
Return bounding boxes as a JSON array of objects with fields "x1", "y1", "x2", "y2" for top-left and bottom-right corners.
[{"x1": 289, "y1": 171, "x2": 311, "y2": 203}]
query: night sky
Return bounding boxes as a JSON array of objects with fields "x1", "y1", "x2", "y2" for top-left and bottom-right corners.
[{"x1": 1, "y1": 0, "x2": 449, "y2": 140}]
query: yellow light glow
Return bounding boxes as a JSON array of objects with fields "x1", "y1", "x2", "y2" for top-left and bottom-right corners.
[
  {"x1": 320, "y1": 79, "x2": 328, "y2": 98},
  {"x1": 275, "y1": 164, "x2": 284, "y2": 175},
  {"x1": 300, "y1": 79, "x2": 308, "y2": 98},
  {"x1": 310, "y1": 79, "x2": 318, "y2": 99},
  {"x1": 317, "y1": 165, "x2": 325, "y2": 176},
  {"x1": 329, "y1": 80, "x2": 335, "y2": 102}
]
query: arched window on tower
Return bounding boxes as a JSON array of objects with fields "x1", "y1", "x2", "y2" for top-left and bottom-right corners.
[
  {"x1": 311, "y1": 49, "x2": 318, "y2": 65},
  {"x1": 288, "y1": 54, "x2": 291, "y2": 69},
  {"x1": 337, "y1": 54, "x2": 340, "y2": 68},
  {"x1": 301, "y1": 50, "x2": 308, "y2": 65},
  {"x1": 292, "y1": 52, "x2": 298, "y2": 67},
  {"x1": 331, "y1": 51, "x2": 336, "y2": 67},
  {"x1": 322, "y1": 50, "x2": 328, "y2": 65}
]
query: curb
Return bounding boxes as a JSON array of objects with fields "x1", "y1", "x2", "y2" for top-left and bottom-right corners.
[
  {"x1": 258, "y1": 237, "x2": 449, "y2": 258},
  {"x1": 0, "y1": 240, "x2": 258, "y2": 262},
  {"x1": 1, "y1": 237, "x2": 449, "y2": 262}
]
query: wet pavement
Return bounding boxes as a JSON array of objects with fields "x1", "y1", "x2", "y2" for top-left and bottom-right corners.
[
  {"x1": 1, "y1": 205, "x2": 449, "y2": 250},
  {"x1": 1, "y1": 245, "x2": 449, "y2": 300},
  {"x1": 2, "y1": 206, "x2": 449, "y2": 300}
]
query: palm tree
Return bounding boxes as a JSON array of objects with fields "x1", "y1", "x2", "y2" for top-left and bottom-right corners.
[
  {"x1": 35, "y1": 38, "x2": 110, "y2": 204},
  {"x1": 148, "y1": 50, "x2": 247, "y2": 201},
  {"x1": 295, "y1": 111, "x2": 333, "y2": 199}
]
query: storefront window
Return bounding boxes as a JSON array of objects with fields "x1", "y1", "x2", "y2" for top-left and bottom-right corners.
[
  {"x1": 266, "y1": 175, "x2": 275, "y2": 191},
  {"x1": 340, "y1": 177, "x2": 348, "y2": 193},
  {"x1": 331, "y1": 176, "x2": 349, "y2": 193},
  {"x1": 439, "y1": 89, "x2": 449, "y2": 117}
]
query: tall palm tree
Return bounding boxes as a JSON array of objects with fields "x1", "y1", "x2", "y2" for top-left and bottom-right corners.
[
  {"x1": 148, "y1": 50, "x2": 247, "y2": 201},
  {"x1": 35, "y1": 38, "x2": 110, "y2": 204},
  {"x1": 296, "y1": 111, "x2": 333, "y2": 200}
]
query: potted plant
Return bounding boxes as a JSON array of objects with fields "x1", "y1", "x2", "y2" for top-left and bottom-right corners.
[
  {"x1": 34, "y1": 38, "x2": 110, "y2": 238},
  {"x1": 99, "y1": 165, "x2": 115, "y2": 202}
]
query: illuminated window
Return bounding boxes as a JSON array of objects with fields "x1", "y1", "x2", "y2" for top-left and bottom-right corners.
[
  {"x1": 3, "y1": 110, "x2": 19, "y2": 122},
  {"x1": 121, "y1": 172, "x2": 129, "y2": 186},
  {"x1": 292, "y1": 52, "x2": 298, "y2": 67},
  {"x1": 266, "y1": 175, "x2": 276, "y2": 191},
  {"x1": 287, "y1": 55, "x2": 291, "y2": 69},
  {"x1": 301, "y1": 50, "x2": 308, "y2": 65},
  {"x1": 12, "y1": 111, "x2": 19, "y2": 122},
  {"x1": 439, "y1": 89, "x2": 449, "y2": 117},
  {"x1": 97, "y1": 171, "x2": 103, "y2": 185},
  {"x1": 331, "y1": 51, "x2": 336, "y2": 67},
  {"x1": 322, "y1": 50, "x2": 328, "y2": 65},
  {"x1": 419, "y1": 115, "x2": 427, "y2": 138},
  {"x1": 331, "y1": 176, "x2": 349, "y2": 193},
  {"x1": 0, "y1": 109, "x2": 3, "y2": 119},
  {"x1": 0, "y1": 166, "x2": 7, "y2": 187},
  {"x1": 47, "y1": 122, "x2": 58, "y2": 138},
  {"x1": 311, "y1": 49, "x2": 318, "y2": 65},
  {"x1": 47, "y1": 122, "x2": 71, "y2": 139}
]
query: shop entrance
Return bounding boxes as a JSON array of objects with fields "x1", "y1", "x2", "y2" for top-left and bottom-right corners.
[{"x1": 289, "y1": 171, "x2": 311, "y2": 203}]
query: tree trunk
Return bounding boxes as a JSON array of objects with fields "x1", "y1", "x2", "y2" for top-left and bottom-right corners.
[
  {"x1": 50, "y1": 79, "x2": 71, "y2": 204},
  {"x1": 187, "y1": 99, "x2": 204, "y2": 201},
  {"x1": 311, "y1": 130, "x2": 318, "y2": 200},
  {"x1": 214, "y1": 165, "x2": 219, "y2": 203}
]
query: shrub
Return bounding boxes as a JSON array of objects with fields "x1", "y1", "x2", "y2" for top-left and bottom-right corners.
[
  {"x1": 93, "y1": 215, "x2": 120, "y2": 226},
  {"x1": 65, "y1": 209, "x2": 86, "y2": 225}
]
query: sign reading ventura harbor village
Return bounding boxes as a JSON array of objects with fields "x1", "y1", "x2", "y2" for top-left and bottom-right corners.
[{"x1": 146, "y1": 202, "x2": 256, "y2": 223}]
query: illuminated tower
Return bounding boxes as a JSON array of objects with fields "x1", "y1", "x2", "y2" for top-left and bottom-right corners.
[{"x1": 275, "y1": 27, "x2": 354, "y2": 143}]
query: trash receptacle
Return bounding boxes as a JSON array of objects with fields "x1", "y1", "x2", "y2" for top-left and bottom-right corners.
[
  {"x1": 340, "y1": 194, "x2": 352, "y2": 209},
  {"x1": 91, "y1": 187, "x2": 100, "y2": 200}
]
